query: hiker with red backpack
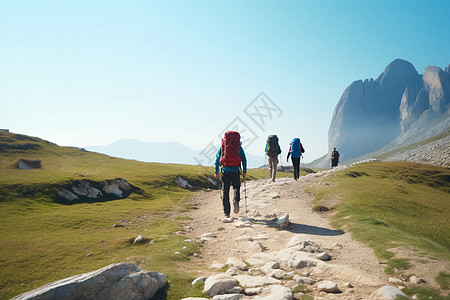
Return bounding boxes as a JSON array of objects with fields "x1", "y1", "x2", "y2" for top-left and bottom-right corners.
[
  {"x1": 287, "y1": 138, "x2": 305, "y2": 180},
  {"x1": 214, "y1": 131, "x2": 247, "y2": 218},
  {"x1": 265, "y1": 134, "x2": 281, "y2": 182}
]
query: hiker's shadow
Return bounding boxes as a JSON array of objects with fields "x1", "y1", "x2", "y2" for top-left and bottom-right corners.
[{"x1": 287, "y1": 222, "x2": 344, "y2": 236}]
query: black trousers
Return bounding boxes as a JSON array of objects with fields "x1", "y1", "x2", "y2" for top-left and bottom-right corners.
[
  {"x1": 222, "y1": 172, "x2": 241, "y2": 216},
  {"x1": 291, "y1": 157, "x2": 300, "y2": 180}
]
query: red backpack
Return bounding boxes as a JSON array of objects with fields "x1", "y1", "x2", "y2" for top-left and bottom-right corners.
[{"x1": 220, "y1": 131, "x2": 241, "y2": 167}]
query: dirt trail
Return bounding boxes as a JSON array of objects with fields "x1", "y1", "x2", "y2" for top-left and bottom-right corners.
[{"x1": 182, "y1": 170, "x2": 391, "y2": 298}]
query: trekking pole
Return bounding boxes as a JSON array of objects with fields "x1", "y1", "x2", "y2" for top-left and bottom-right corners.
[{"x1": 244, "y1": 175, "x2": 248, "y2": 213}]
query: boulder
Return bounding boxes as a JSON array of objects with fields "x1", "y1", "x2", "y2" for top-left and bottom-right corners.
[
  {"x1": 371, "y1": 285, "x2": 408, "y2": 299},
  {"x1": 203, "y1": 274, "x2": 238, "y2": 297},
  {"x1": 11, "y1": 263, "x2": 166, "y2": 300}
]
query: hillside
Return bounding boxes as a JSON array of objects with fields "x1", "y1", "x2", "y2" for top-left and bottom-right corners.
[{"x1": 2, "y1": 131, "x2": 449, "y2": 299}]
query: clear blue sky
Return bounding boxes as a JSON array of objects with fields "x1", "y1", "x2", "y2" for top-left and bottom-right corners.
[{"x1": 1, "y1": 0, "x2": 449, "y2": 163}]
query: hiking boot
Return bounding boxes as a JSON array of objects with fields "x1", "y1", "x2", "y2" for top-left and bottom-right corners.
[{"x1": 233, "y1": 201, "x2": 239, "y2": 214}]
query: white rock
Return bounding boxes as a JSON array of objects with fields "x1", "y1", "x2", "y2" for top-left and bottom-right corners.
[
  {"x1": 234, "y1": 220, "x2": 252, "y2": 228},
  {"x1": 257, "y1": 285, "x2": 294, "y2": 300},
  {"x1": 192, "y1": 276, "x2": 207, "y2": 285},
  {"x1": 409, "y1": 275, "x2": 426, "y2": 284},
  {"x1": 212, "y1": 294, "x2": 243, "y2": 300},
  {"x1": 245, "y1": 287, "x2": 263, "y2": 295},
  {"x1": 209, "y1": 261, "x2": 226, "y2": 270},
  {"x1": 261, "y1": 261, "x2": 280, "y2": 274},
  {"x1": 203, "y1": 274, "x2": 238, "y2": 297},
  {"x1": 275, "y1": 214, "x2": 289, "y2": 229},
  {"x1": 268, "y1": 269, "x2": 287, "y2": 279},
  {"x1": 388, "y1": 278, "x2": 403, "y2": 284},
  {"x1": 233, "y1": 275, "x2": 281, "y2": 288},
  {"x1": 293, "y1": 275, "x2": 316, "y2": 285},
  {"x1": 227, "y1": 257, "x2": 249, "y2": 271},
  {"x1": 11, "y1": 263, "x2": 165, "y2": 300},
  {"x1": 315, "y1": 252, "x2": 331, "y2": 261},
  {"x1": 133, "y1": 235, "x2": 146, "y2": 244},
  {"x1": 371, "y1": 285, "x2": 408, "y2": 299},
  {"x1": 317, "y1": 280, "x2": 340, "y2": 293}
]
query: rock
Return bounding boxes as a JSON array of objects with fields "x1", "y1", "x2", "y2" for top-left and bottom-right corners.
[
  {"x1": 57, "y1": 189, "x2": 79, "y2": 201},
  {"x1": 234, "y1": 220, "x2": 252, "y2": 228},
  {"x1": 177, "y1": 176, "x2": 192, "y2": 189},
  {"x1": 181, "y1": 298, "x2": 209, "y2": 300},
  {"x1": 317, "y1": 280, "x2": 340, "y2": 293},
  {"x1": 371, "y1": 285, "x2": 408, "y2": 299},
  {"x1": 275, "y1": 214, "x2": 289, "y2": 229},
  {"x1": 192, "y1": 276, "x2": 207, "y2": 285},
  {"x1": 223, "y1": 217, "x2": 234, "y2": 223},
  {"x1": 233, "y1": 275, "x2": 281, "y2": 288},
  {"x1": 11, "y1": 263, "x2": 165, "y2": 300},
  {"x1": 203, "y1": 274, "x2": 238, "y2": 297},
  {"x1": 225, "y1": 267, "x2": 240, "y2": 276},
  {"x1": 261, "y1": 261, "x2": 280, "y2": 275},
  {"x1": 315, "y1": 252, "x2": 331, "y2": 261},
  {"x1": 258, "y1": 285, "x2": 294, "y2": 300},
  {"x1": 250, "y1": 241, "x2": 266, "y2": 252},
  {"x1": 133, "y1": 235, "x2": 147, "y2": 244},
  {"x1": 209, "y1": 261, "x2": 226, "y2": 270},
  {"x1": 409, "y1": 275, "x2": 426, "y2": 284},
  {"x1": 244, "y1": 287, "x2": 263, "y2": 295},
  {"x1": 275, "y1": 247, "x2": 322, "y2": 270},
  {"x1": 388, "y1": 278, "x2": 403, "y2": 284},
  {"x1": 212, "y1": 294, "x2": 243, "y2": 300},
  {"x1": 226, "y1": 257, "x2": 249, "y2": 271},
  {"x1": 294, "y1": 275, "x2": 316, "y2": 285},
  {"x1": 268, "y1": 269, "x2": 287, "y2": 279}
]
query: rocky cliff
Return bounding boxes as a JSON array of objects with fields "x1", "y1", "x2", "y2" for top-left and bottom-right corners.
[{"x1": 327, "y1": 59, "x2": 450, "y2": 166}]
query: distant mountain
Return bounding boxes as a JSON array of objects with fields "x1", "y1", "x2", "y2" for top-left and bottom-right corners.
[
  {"x1": 316, "y1": 59, "x2": 450, "y2": 167},
  {"x1": 85, "y1": 139, "x2": 266, "y2": 169}
]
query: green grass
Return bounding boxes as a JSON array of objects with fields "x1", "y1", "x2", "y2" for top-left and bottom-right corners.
[
  {"x1": 0, "y1": 131, "x2": 270, "y2": 299},
  {"x1": 309, "y1": 161, "x2": 450, "y2": 271},
  {"x1": 437, "y1": 272, "x2": 450, "y2": 290}
]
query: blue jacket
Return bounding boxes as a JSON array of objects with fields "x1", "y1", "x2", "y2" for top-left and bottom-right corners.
[{"x1": 215, "y1": 146, "x2": 247, "y2": 174}]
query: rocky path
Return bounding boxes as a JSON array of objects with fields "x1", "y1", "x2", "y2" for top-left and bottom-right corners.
[{"x1": 181, "y1": 168, "x2": 410, "y2": 299}]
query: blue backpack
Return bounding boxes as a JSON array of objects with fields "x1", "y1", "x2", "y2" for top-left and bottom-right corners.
[{"x1": 291, "y1": 138, "x2": 301, "y2": 157}]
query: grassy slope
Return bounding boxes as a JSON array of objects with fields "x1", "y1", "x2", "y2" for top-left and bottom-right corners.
[
  {"x1": 311, "y1": 161, "x2": 450, "y2": 269},
  {"x1": 0, "y1": 131, "x2": 272, "y2": 299}
]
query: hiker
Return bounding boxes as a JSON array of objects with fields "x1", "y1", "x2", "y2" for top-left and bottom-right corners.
[
  {"x1": 331, "y1": 147, "x2": 340, "y2": 167},
  {"x1": 286, "y1": 138, "x2": 305, "y2": 180},
  {"x1": 265, "y1": 134, "x2": 281, "y2": 182},
  {"x1": 214, "y1": 131, "x2": 247, "y2": 218}
]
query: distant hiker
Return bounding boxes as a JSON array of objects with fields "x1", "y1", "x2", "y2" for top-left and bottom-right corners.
[
  {"x1": 215, "y1": 131, "x2": 247, "y2": 218},
  {"x1": 286, "y1": 138, "x2": 305, "y2": 180},
  {"x1": 265, "y1": 134, "x2": 281, "y2": 182},
  {"x1": 331, "y1": 147, "x2": 340, "y2": 167}
]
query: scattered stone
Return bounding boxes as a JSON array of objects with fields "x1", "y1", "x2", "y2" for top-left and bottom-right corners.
[
  {"x1": 177, "y1": 176, "x2": 192, "y2": 189},
  {"x1": 226, "y1": 257, "x2": 249, "y2": 271},
  {"x1": 275, "y1": 214, "x2": 289, "y2": 229},
  {"x1": 11, "y1": 263, "x2": 165, "y2": 300},
  {"x1": 112, "y1": 224, "x2": 124, "y2": 228},
  {"x1": 317, "y1": 280, "x2": 340, "y2": 293},
  {"x1": 250, "y1": 241, "x2": 266, "y2": 252},
  {"x1": 371, "y1": 286, "x2": 408, "y2": 299},
  {"x1": 259, "y1": 285, "x2": 294, "y2": 300},
  {"x1": 262, "y1": 261, "x2": 280, "y2": 275},
  {"x1": 234, "y1": 220, "x2": 252, "y2": 228},
  {"x1": 225, "y1": 267, "x2": 240, "y2": 276},
  {"x1": 409, "y1": 275, "x2": 426, "y2": 284},
  {"x1": 203, "y1": 274, "x2": 238, "y2": 297},
  {"x1": 233, "y1": 275, "x2": 281, "y2": 288},
  {"x1": 315, "y1": 252, "x2": 331, "y2": 261},
  {"x1": 268, "y1": 269, "x2": 287, "y2": 279},
  {"x1": 244, "y1": 287, "x2": 263, "y2": 295},
  {"x1": 192, "y1": 276, "x2": 207, "y2": 285},
  {"x1": 294, "y1": 275, "x2": 316, "y2": 285},
  {"x1": 211, "y1": 294, "x2": 243, "y2": 300},
  {"x1": 133, "y1": 235, "x2": 147, "y2": 244},
  {"x1": 388, "y1": 278, "x2": 403, "y2": 284},
  {"x1": 209, "y1": 261, "x2": 226, "y2": 270},
  {"x1": 217, "y1": 227, "x2": 225, "y2": 231}
]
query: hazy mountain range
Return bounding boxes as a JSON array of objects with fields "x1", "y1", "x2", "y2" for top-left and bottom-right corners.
[
  {"x1": 85, "y1": 139, "x2": 266, "y2": 169},
  {"x1": 313, "y1": 58, "x2": 449, "y2": 167}
]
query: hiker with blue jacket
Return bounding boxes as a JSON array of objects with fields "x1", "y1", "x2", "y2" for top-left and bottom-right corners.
[
  {"x1": 287, "y1": 138, "x2": 305, "y2": 180},
  {"x1": 214, "y1": 131, "x2": 247, "y2": 218}
]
